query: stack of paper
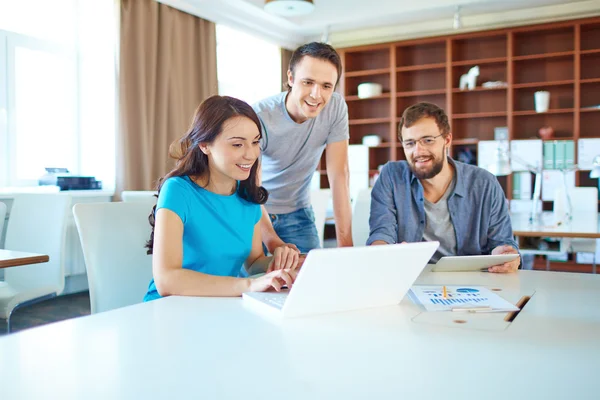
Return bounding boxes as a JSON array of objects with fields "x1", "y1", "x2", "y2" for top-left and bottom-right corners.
[{"x1": 409, "y1": 285, "x2": 519, "y2": 312}]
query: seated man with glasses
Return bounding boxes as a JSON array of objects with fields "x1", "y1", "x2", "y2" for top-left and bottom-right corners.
[{"x1": 367, "y1": 102, "x2": 520, "y2": 273}]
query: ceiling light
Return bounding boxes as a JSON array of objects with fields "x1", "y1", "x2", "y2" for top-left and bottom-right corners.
[
  {"x1": 321, "y1": 25, "x2": 331, "y2": 44},
  {"x1": 265, "y1": 0, "x2": 315, "y2": 17},
  {"x1": 453, "y1": 6, "x2": 462, "y2": 30}
]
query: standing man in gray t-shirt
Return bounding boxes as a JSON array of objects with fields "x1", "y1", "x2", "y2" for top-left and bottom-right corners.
[{"x1": 253, "y1": 42, "x2": 353, "y2": 254}]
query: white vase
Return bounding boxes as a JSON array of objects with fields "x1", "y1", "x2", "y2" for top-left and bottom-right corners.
[{"x1": 534, "y1": 91, "x2": 550, "y2": 113}]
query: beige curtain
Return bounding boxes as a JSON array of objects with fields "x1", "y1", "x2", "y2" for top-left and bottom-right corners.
[
  {"x1": 281, "y1": 48, "x2": 293, "y2": 91},
  {"x1": 117, "y1": 0, "x2": 218, "y2": 194}
]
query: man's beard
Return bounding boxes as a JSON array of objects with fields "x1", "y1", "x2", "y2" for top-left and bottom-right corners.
[{"x1": 408, "y1": 153, "x2": 445, "y2": 180}]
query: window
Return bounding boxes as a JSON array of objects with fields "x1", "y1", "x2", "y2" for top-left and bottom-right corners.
[
  {"x1": 0, "y1": 0, "x2": 116, "y2": 189},
  {"x1": 216, "y1": 24, "x2": 281, "y2": 105}
]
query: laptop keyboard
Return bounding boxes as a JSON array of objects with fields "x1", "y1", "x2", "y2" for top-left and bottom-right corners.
[{"x1": 250, "y1": 292, "x2": 288, "y2": 309}]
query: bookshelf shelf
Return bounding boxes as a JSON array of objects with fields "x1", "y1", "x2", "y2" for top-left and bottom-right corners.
[
  {"x1": 344, "y1": 68, "x2": 391, "y2": 77},
  {"x1": 451, "y1": 57, "x2": 507, "y2": 66},
  {"x1": 513, "y1": 109, "x2": 575, "y2": 116},
  {"x1": 581, "y1": 49, "x2": 600, "y2": 55},
  {"x1": 345, "y1": 93, "x2": 391, "y2": 101},
  {"x1": 513, "y1": 80, "x2": 574, "y2": 89},
  {"x1": 348, "y1": 118, "x2": 391, "y2": 125},
  {"x1": 371, "y1": 143, "x2": 394, "y2": 148},
  {"x1": 452, "y1": 138, "x2": 480, "y2": 145},
  {"x1": 453, "y1": 111, "x2": 507, "y2": 119},
  {"x1": 452, "y1": 86, "x2": 507, "y2": 93},
  {"x1": 397, "y1": 89, "x2": 446, "y2": 97},
  {"x1": 512, "y1": 51, "x2": 575, "y2": 61},
  {"x1": 395, "y1": 63, "x2": 446, "y2": 72},
  {"x1": 541, "y1": 137, "x2": 576, "y2": 141},
  {"x1": 581, "y1": 78, "x2": 600, "y2": 84}
]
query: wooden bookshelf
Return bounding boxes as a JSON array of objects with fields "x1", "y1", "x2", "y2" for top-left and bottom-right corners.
[
  {"x1": 328, "y1": 17, "x2": 600, "y2": 271},
  {"x1": 331, "y1": 17, "x2": 600, "y2": 194}
]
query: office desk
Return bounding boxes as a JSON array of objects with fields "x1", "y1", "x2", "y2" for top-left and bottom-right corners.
[
  {"x1": 0, "y1": 249, "x2": 49, "y2": 268},
  {"x1": 0, "y1": 270, "x2": 598, "y2": 399},
  {"x1": 511, "y1": 212, "x2": 600, "y2": 239},
  {"x1": 511, "y1": 212, "x2": 600, "y2": 272}
]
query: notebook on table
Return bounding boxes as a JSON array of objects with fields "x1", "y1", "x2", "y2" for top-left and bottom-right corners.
[{"x1": 242, "y1": 241, "x2": 439, "y2": 318}]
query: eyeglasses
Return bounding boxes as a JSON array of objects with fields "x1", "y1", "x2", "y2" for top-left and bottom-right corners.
[{"x1": 401, "y1": 133, "x2": 445, "y2": 150}]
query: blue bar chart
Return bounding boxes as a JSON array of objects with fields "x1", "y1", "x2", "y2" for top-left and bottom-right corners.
[{"x1": 409, "y1": 286, "x2": 519, "y2": 312}]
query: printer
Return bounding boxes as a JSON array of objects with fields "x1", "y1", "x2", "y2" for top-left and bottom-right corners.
[{"x1": 39, "y1": 168, "x2": 102, "y2": 191}]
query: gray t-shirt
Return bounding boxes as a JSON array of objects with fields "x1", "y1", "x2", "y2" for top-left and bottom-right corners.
[
  {"x1": 253, "y1": 92, "x2": 349, "y2": 214},
  {"x1": 422, "y1": 177, "x2": 457, "y2": 263}
]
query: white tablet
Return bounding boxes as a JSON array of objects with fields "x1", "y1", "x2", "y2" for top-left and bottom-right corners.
[{"x1": 431, "y1": 254, "x2": 520, "y2": 272}]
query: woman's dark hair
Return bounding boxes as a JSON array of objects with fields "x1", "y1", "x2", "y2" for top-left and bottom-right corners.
[
  {"x1": 145, "y1": 95, "x2": 268, "y2": 254},
  {"x1": 286, "y1": 42, "x2": 342, "y2": 90}
]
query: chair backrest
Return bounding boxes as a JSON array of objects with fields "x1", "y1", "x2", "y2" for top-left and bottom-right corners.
[
  {"x1": 310, "y1": 189, "x2": 331, "y2": 248},
  {"x1": 352, "y1": 188, "x2": 372, "y2": 246},
  {"x1": 73, "y1": 202, "x2": 153, "y2": 313},
  {"x1": 0, "y1": 201, "x2": 7, "y2": 249},
  {"x1": 121, "y1": 190, "x2": 158, "y2": 206},
  {"x1": 4, "y1": 194, "x2": 70, "y2": 294}
]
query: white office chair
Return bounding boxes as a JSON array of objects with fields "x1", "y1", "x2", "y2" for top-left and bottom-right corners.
[
  {"x1": 0, "y1": 194, "x2": 70, "y2": 333},
  {"x1": 566, "y1": 187, "x2": 598, "y2": 274},
  {"x1": 73, "y1": 202, "x2": 153, "y2": 314},
  {"x1": 0, "y1": 202, "x2": 7, "y2": 248},
  {"x1": 310, "y1": 189, "x2": 331, "y2": 248},
  {"x1": 352, "y1": 188, "x2": 372, "y2": 246},
  {"x1": 121, "y1": 190, "x2": 158, "y2": 206}
]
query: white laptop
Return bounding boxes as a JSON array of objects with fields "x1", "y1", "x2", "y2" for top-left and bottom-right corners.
[
  {"x1": 242, "y1": 241, "x2": 439, "y2": 318},
  {"x1": 431, "y1": 254, "x2": 520, "y2": 272}
]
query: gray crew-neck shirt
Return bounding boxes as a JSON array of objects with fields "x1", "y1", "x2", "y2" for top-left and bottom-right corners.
[
  {"x1": 253, "y1": 91, "x2": 349, "y2": 214},
  {"x1": 422, "y1": 177, "x2": 457, "y2": 263}
]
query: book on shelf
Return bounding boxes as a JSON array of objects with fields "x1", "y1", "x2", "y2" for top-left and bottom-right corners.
[{"x1": 543, "y1": 141, "x2": 555, "y2": 170}]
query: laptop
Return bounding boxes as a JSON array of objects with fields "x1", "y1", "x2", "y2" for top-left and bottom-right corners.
[
  {"x1": 431, "y1": 254, "x2": 520, "y2": 272},
  {"x1": 242, "y1": 241, "x2": 439, "y2": 318}
]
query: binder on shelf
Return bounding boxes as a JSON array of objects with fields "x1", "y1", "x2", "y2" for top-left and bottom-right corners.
[
  {"x1": 577, "y1": 138, "x2": 600, "y2": 170},
  {"x1": 520, "y1": 172, "x2": 532, "y2": 200},
  {"x1": 564, "y1": 140, "x2": 575, "y2": 168},
  {"x1": 543, "y1": 141, "x2": 555, "y2": 170},
  {"x1": 512, "y1": 173, "x2": 521, "y2": 199},
  {"x1": 512, "y1": 172, "x2": 532, "y2": 200},
  {"x1": 511, "y1": 140, "x2": 542, "y2": 172},
  {"x1": 554, "y1": 141, "x2": 565, "y2": 170},
  {"x1": 477, "y1": 140, "x2": 504, "y2": 170}
]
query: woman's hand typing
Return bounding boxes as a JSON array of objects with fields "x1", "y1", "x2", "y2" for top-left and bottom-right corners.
[{"x1": 249, "y1": 269, "x2": 298, "y2": 292}]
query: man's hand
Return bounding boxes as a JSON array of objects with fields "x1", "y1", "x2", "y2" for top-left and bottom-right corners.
[{"x1": 488, "y1": 245, "x2": 520, "y2": 273}]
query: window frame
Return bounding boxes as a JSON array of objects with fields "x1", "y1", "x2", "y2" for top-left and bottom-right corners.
[
  {"x1": 0, "y1": 34, "x2": 7, "y2": 186},
  {"x1": 1, "y1": 30, "x2": 80, "y2": 186}
]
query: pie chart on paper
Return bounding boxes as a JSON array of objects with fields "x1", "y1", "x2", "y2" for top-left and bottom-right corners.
[{"x1": 456, "y1": 288, "x2": 479, "y2": 293}]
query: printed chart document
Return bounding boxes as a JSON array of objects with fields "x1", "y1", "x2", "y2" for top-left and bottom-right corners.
[{"x1": 409, "y1": 285, "x2": 519, "y2": 312}]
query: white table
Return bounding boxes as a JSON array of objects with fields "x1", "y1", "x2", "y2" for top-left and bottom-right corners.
[
  {"x1": 0, "y1": 270, "x2": 599, "y2": 399},
  {"x1": 0, "y1": 249, "x2": 49, "y2": 268}
]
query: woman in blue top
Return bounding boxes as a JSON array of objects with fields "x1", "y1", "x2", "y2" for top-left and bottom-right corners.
[{"x1": 144, "y1": 96, "x2": 299, "y2": 301}]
